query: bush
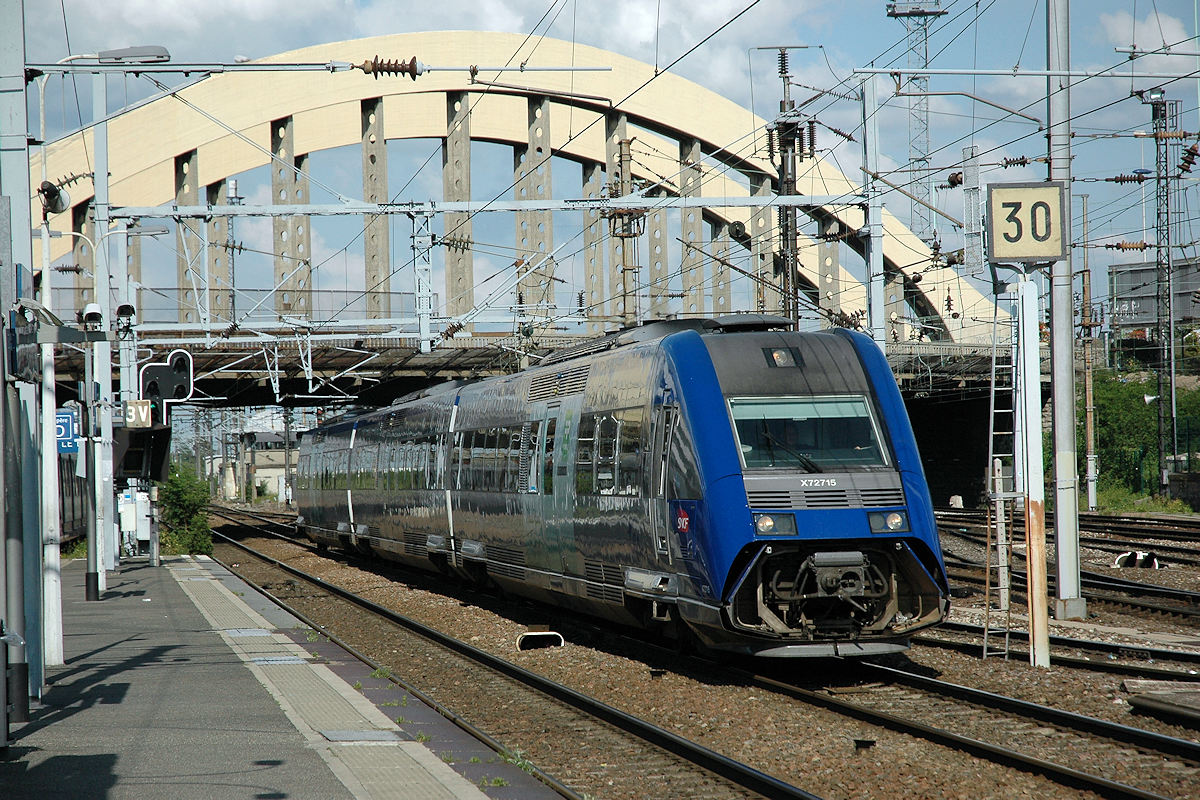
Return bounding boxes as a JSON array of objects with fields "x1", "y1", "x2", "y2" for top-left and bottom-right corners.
[
  {"x1": 158, "y1": 466, "x2": 213, "y2": 555},
  {"x1": 1094, "y1": 476, "x2": 1194, "y2": 514}
]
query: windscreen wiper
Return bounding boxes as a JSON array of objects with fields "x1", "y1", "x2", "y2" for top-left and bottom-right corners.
[{"x1": 758, "y1": 422, "x2": 822, "y2": 473}]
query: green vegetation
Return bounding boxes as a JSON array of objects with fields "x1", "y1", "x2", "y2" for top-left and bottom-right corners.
[
  {"x1": 1085, "y1": 370, "x2": 1199, "y2": 511},
  {"x1": 158, "y1": 466, "x2": 213, "y2": 554},
  {"x1": 415, "y1": 732, "x2": 431, "y2": 743},
  {"x1": 500, "y1": 748, "x2": 536, "y2": 774},
  {"x1": 61, "y1": 538, "x2": 87, "y2": 560},
  {"x1": 369, "y1": 666, "x2": 391, "y2": 679},
  {"x1": 479, "y1": 777, "x2": 509, "y2": 788}
]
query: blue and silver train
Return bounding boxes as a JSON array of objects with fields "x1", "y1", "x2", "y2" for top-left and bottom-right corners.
[{"x1": 296, "y1": 316, "x2": 950, "y2": 657}]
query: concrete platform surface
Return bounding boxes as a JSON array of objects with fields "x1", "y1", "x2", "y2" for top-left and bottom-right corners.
[{"x1": 0, "y1": 556, "x2": 552, "y2": 799}]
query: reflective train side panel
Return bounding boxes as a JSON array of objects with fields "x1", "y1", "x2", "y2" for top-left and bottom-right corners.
[{"x1": 296, "y1": 321, "x2": 949, "y2": 657}]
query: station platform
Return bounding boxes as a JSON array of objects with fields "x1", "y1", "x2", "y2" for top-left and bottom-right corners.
[{"x1": 0, "y1": 556, "x2": 558, "y2": 799}]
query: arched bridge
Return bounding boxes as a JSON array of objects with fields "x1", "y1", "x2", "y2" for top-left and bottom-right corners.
[{"x1": 32, "y1": 31, "x2": 1001, "y2": 407}]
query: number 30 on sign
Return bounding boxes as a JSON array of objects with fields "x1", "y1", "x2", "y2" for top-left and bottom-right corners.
[{"x1": 986, "y1": 181, "x2": 1068, "y2": 264}]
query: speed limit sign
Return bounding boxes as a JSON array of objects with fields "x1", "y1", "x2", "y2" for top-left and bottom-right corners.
[{"x1": 986, "y1": 181, "x2": 1068, "y2": 264}]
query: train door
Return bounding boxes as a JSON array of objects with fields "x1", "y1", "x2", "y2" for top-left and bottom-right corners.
[
  {"x1": 649, "y1": 397, "x2": 677, "y2": 565},
  {"x1": 539, "y1": 404, "x2": 582, "y2": 578}
]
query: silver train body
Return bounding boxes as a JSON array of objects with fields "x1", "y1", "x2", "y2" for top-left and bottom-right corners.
[{"x1": 296, "y1": 318, "x2": 950, "y2": 657}]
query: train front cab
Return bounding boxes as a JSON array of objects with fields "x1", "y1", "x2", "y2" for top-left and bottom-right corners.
[{"x1": 678, "y1": 328, "x2": 950, "y2": 657}]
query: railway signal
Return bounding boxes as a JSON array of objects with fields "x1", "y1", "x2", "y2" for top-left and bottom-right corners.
[{"x1": 138, "y1": 350, "x2": 193, "y2": 426}]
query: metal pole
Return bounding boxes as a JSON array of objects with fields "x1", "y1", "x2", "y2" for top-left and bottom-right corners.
[
  {"x1": 38, "y1": 97, "x2": 63, "y2": 670},
  {"x1": 1151, "y1": 94, "x2": 1171, "y2": 495},
  {"x1": 0, "y1": 201, "x2": 12, "y2": 739},
  {"x1": 92, "y1": 71, "x2": 116, "y2": 589},
  {"x1": 776, "y1": 50, "x2": 799, "y2": 328},
  {"x1": 861, "y1": 78, "x2": 886, "y2": 345},
  {"x1": 1018, "y1": 278, "x2": 1051, "y2": 667},
  {"x1": 0, "y1": 0, "x2": 33, "y2": 725},
  {"x1": 1081, "y1": 195, "x2": 1098, "y2": 511},
  {"x1": 84, "y1": 353, "x2": 99, "y2": 601},
  {"x1": 284, "y1": 408, "x2": 293, "y2": 507},
  {"x1": 1047, "y1": 0, "x2": 1085, "y2": 621}
]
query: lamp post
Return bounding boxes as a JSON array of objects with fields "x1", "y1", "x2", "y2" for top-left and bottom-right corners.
[
  {"x1": 53, "y1": 226, "x2": 163, "y2": 600},
  {"x1": 39, "y1": 46, "x2": 171, "y2": 602}
]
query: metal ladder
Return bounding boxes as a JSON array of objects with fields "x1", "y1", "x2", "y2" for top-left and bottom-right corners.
[{"x1": 983, "y1": 290, "x2": 1021, "y2": 659}]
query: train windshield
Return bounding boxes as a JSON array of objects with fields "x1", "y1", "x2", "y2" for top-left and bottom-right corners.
[{"x1": 728, "y1": 395, "x2": 889, "y2": 471}]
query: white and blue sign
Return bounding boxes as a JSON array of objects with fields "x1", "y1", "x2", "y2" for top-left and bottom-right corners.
[{"x1": 56, "y1": 409, "x2": 79, "y2": 454}]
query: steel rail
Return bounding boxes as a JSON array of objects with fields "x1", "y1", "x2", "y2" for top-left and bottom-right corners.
[
  {"x1": 211, "y1": 529, "x2": 821, "y2": 800},
  {"x1": 747, "y1": 671, "x2": 1177, "y2": 800},
  {"x1": 912, "y1": 634, "x2": 1200, "y2": 682},
  {"x1": 858, "y1": 662, "x2": 1200, "y2": 763},
  {"x1": 935, "y1": 619, "x2": 1200, "y2": 666}
]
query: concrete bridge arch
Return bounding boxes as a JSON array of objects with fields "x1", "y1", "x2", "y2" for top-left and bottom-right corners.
[{"x1": 34, "y1": 30, "x2": 993, "y2": 344}]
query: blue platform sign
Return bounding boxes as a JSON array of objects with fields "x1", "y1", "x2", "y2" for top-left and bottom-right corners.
[{"x1": 56, "y1": 409, "x2": 79, "y2": 454}]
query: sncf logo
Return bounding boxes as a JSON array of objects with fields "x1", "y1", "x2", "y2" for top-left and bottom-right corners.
[{"x1": 675, "y1": 507, "x2": 691, "y2": 533}]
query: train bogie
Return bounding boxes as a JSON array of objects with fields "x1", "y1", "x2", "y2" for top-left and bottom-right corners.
[{"x1": 297, "y1": 317, "x2": 950, "y2": 657}]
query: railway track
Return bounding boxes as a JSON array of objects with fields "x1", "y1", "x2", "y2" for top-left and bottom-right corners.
[
  {"x1": 914, "y1": 621, "x2": 1200, "y2": 682},
  {"x1": 212, "y1": 509, "x2": 1200, "y2": 799},
  {"x1": 747, "y1": 662, "x2": 1200, "y2": 800},
  {"x1": 939, "y1": 529, "x2": 1200, "y2": 619},
  {"x1": 938, "y1": 507, "x2": 1200, "y2": 551},
  {"x1": 211, "y1": 525, "x2": 818, "y2": 800}
]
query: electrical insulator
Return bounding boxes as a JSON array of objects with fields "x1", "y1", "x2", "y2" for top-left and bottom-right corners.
[
  {"x1": 1002, "y1": 156, "x2": 1031, "y2": 168},
  {"x1": 1181, "y1": 143, "x2": 1199, "y2": 174},
  {"x1": 358, "y1": 56, "x2": 426, "y2": 80},
  {"x1": 1104, "y1": 241, "x2": 1149, "y2": 251},
  {"x1": 577, "y1": 291, "x2": 585, "y2": 310},
  {"x1": 944, "y1": 288, "x2": 954, "y2": 312},
  {"x1": 946, "y1": 172, "x2": 963, "y2": 188},
  {"x1": 1108, "y1": 173, "x2": 1147, "y2": 184}
]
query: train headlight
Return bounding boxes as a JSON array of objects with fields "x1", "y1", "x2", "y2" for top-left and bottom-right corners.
[
  {"x1": 754, "y1": 513, "x2": 797, "y2": 535},
  {"x1": 869, "y1": 511, "x2": 909, "y2": 533}
]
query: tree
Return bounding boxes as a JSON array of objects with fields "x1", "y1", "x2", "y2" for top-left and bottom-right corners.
[
  {"x1": 1089, "y1": 371, "x2": 1157, "y2": 492},
  {"x1": 158, "y1": 465, "x2": 212, "y2": 554}
]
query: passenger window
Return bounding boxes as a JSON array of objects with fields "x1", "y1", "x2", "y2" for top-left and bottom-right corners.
[
  {"x1": 575, "y1": 415, "x2": 595, "y2": 494},
  {"x1": 596, "y1": 415, "x2": 617, "y2": 494},
  {"x1": 543, "y1": 417, "x2": 557, "y2": 494},
  {"x1": 667, "y1": 423, "x2": 702, "y2": 499},
  {"x1": 616, "y1": 408, "x2": 644, "y2": 496}
]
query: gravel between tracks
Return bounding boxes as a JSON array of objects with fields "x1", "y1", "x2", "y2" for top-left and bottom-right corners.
[{"x1": 220, "y1": 524, "x2": 1200, "y2": 800}]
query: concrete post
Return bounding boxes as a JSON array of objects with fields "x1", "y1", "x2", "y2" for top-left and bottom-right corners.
[
  {"x1": 679, "y1": 138, "x2": 705, "y2": 318},
  {"x1": 1019, "y1": 278, "x2": 1051, "y2": 667},
  {"x1": 1047, "y1": 0, "x2": 1085, "y2": 621},
  {"x1": 443, "y1": 92, "x2": 472, "y2": 324},
  {"x1": 362, "y1": 97, "x2": 391, "y2": 319}
]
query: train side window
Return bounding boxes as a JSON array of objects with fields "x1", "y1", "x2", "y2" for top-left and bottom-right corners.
[
  {"x1": 503, "y1": 428, "x2": 521, "y2": 492},
  {"x1": 455, "y1": 431, "x2": 470, "y2": 490},
  {"x1": 297, "y1": 455, "x2": 309, "y2": 491},
  {"x1": 432, "y1": 433, "x2": 446, "y2": 490},
  {"x1": 615, "y1": 408, "x2": 644, "y2": 496},
  {"x1": 575, "y1": 415, "x2": 595, "y2": 494},
  {"x1": 667, "y1": 422, "x2": 702, "y2": 499},
  {"x1": 542, "y1": 417, "x2": 557, "y2": 494},
  {"x1": 481, "y1": 429, "x2": 499, "y2": 491},
  {"x1": 596, "y1": 414, "x2": 617, "y2": 494},
  {"x1": 518, "y1": 421, "x2": 539, "y2": 492}
]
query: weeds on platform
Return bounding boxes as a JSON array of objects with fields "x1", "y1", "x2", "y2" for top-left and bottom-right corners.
[{"x1": 159, "y1": 466, "x2": 213, "y2": 554}]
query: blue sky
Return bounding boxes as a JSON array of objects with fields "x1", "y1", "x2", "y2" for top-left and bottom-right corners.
[{"x1": 21, "y1": 0, "x2": 1200, "y2": 331}]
